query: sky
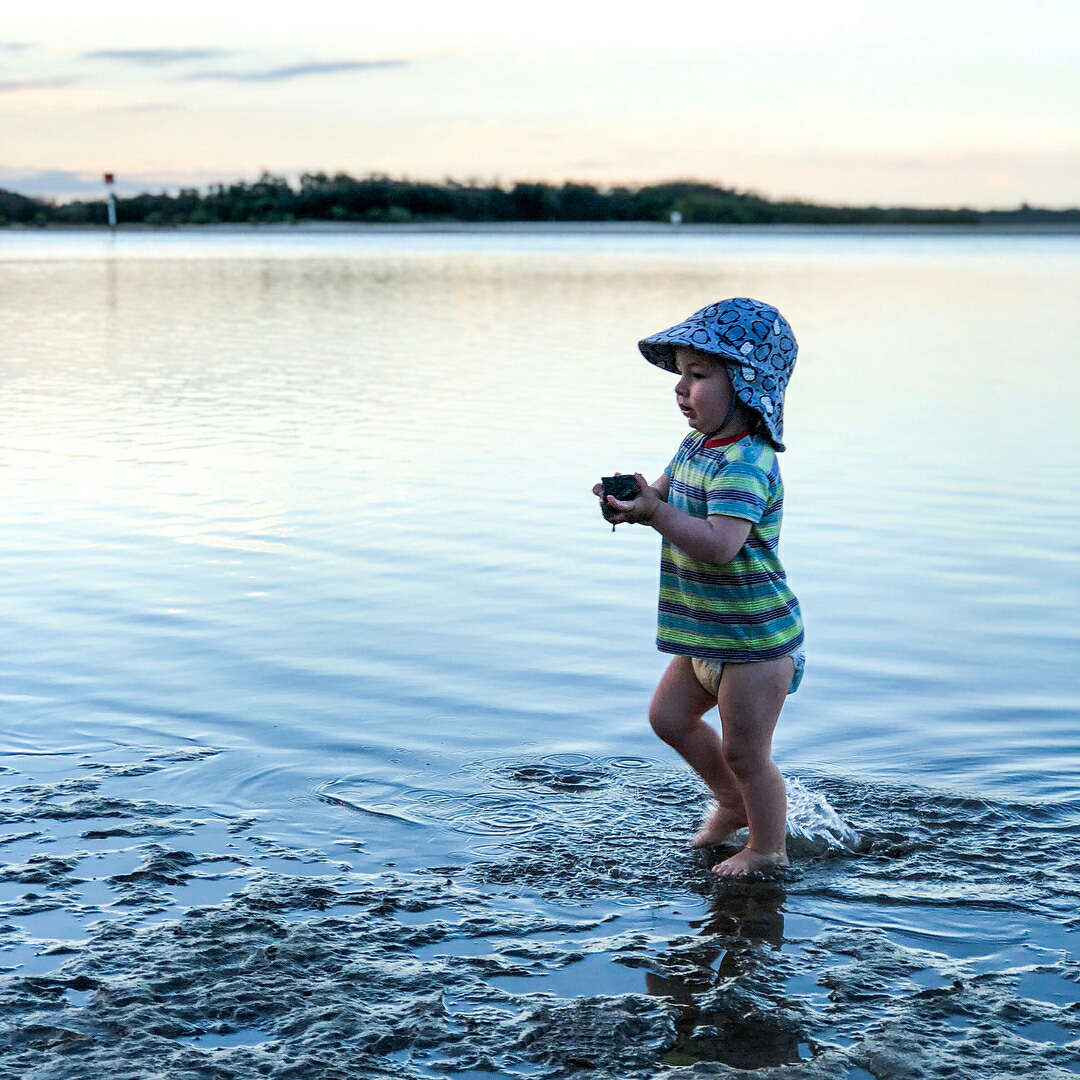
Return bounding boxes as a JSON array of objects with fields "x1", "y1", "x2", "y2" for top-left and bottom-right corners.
[{"x1": 1, "y1": 0, "x2": 1078, "y2": 208}]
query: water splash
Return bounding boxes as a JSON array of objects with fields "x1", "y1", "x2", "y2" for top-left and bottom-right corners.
[
  {"x1": 693, "y1": 775, "x2": 861, "y2": 856},
  {"x1": 785, "y1": 774, "x2": 861, "y2": 853}
]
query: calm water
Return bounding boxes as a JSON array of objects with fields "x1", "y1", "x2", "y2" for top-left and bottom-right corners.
[{"x1": 0, "y1": 227, "x2": 1078, "y2": 1078}]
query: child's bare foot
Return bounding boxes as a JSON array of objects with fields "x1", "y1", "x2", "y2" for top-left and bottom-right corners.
[
  {"x1": 712, "y1": 845, "x2": 788, "y2": 878},
  {"x1": 690, "y1": 804, "x2": 749, "y2": 848}
]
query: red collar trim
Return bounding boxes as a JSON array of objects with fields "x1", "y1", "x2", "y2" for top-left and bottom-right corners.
[{"x1": 703, "y1": 430, "x2": 750, "y2": 448}]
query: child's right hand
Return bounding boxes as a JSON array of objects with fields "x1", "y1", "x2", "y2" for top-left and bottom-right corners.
[
  {"x1": 593, "y1": 475, "x2": 626, "y2": 523},
  {"x1": 597, "y1": 489, "x2": 619, "y2": 523},
  {"x1": 593, "y1": 473, "x2": 661, "y2": 526}
]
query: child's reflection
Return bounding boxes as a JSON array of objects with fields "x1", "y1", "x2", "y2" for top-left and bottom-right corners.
[{"x1": 646, "y1": 882, "x2": 804, "y2": 1070}]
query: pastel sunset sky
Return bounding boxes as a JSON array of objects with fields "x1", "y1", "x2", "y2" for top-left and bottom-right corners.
[{"x1": 2, "y1": 0, "x2": 1077, "y2": 207}]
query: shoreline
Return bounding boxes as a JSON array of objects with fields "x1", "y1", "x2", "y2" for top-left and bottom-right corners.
[{"x1": 3, "y1": 220, "x2": 1080, "y2": 237}]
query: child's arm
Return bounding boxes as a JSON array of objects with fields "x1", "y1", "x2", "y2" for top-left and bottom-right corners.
[{"x1": 605, "y1": 472, "x2": 750, "y2": 565}]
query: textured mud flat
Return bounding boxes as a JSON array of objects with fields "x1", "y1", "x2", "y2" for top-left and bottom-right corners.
[{"x1": 0, "y1": 752, "x2": 1078, "y2": 1079}]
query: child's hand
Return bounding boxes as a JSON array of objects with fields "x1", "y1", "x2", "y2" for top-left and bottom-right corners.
[{"x1": 593, "y1": 473, "x2": 661, "y2": 526}]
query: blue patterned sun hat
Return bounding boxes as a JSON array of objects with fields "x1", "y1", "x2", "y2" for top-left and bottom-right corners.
[{"x1": 638, "y1": 297, "x2": 798, "y2": 451}]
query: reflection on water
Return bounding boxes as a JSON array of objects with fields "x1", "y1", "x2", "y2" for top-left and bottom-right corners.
[
  {"x1": 0, "y1": 229, "x2": 1078, "y2": 1078},
  {"x1": 651, "y1": 884, "x2": 799, "y2": 1070}
]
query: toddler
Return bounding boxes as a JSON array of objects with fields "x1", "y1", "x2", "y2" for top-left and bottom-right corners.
[{"x1": 594, "y1": 297, "x2": 803, "y2": 877}]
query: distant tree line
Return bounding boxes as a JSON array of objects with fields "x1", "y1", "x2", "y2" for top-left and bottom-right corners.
[{"x1": 2, "y1": 173, "x2": 1078, "y2": 227}]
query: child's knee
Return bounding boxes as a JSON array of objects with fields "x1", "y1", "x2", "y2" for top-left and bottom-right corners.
[
  {"x1": 721, "y1": 742, "x2": 760, "y2": 780},
  {"x1": 648, "y1": 701, "x2": 692, "y2": 745}
]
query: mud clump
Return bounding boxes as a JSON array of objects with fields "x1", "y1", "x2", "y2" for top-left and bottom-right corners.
[{"x1": 0, "y1": 871, "x2": 675, "y2": 1079}]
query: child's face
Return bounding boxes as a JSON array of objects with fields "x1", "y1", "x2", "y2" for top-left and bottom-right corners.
[{"x1": 673, "y1": 346, "x2": 735, "y2": 434}]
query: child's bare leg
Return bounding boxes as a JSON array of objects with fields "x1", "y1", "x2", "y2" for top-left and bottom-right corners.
[
  {"x1": 712, "y1": 656, "x2": 793, "y2": 877},
  {"x1": 648, "y1": 657, "x2": 747, "y2": 846}
]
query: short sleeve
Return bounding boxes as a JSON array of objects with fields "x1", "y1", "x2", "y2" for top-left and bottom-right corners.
[
  {"x1": 664, "y1": 439, "x2": 688, "y2": 479},
  {"x1": 705, "y1": 460, "x2": 770, "y2": 523}
]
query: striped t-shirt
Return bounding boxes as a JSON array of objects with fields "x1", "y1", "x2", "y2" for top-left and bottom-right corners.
[{"x1": 658, "y1": 430, "x2": 803, "y2": 662}]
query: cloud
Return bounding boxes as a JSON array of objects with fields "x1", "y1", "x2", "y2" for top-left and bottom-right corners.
[
  {"x1": 0, "y1": 166, "x2": 293, "y2": 201},
  {"x1": 0, "y1": 43, "x2": 31, "y2": 51},
  {"x1": 0, "y1": 169, "x2": 110, "y2": 197},
  {"x1": 83, "y1": 48, "x2": 228, "y2": 65},
  {"x1": 0, "y1": 167, "x2": 226, "y2": 200},
  {"x1": 0, "y1": 77, "x2": 75, "y2": 93},
  {"x1": 96, "y1": 102, "x2": 181, "y2": 114},
  {"x1": 182, "y1": 59, "x2": 409, "y2": 82}
]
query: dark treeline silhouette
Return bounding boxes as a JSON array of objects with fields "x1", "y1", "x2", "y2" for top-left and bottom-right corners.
[{"x1": 2, "y1": 173, "x2": 1078, "y2": 227}]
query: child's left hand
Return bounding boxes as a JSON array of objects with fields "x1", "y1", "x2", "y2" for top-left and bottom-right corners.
[{"x1": 594, "y1": 473, "x2": 662, "y2": 526}]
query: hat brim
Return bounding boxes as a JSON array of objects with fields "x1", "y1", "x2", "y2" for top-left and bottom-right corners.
[{"x1": 638, "y1": 334, "x2": 744, "y2": 374}]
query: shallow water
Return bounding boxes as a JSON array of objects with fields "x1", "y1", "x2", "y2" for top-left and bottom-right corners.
[{"x1": 0, "y1": 227, "x2": 1078, "y2": 1078}]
